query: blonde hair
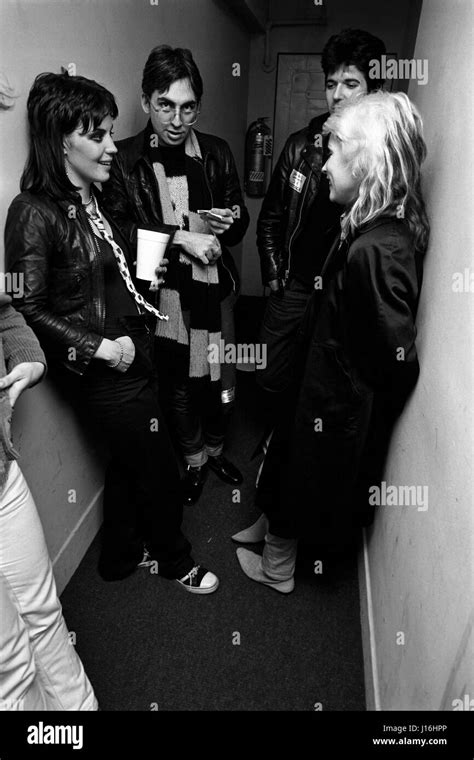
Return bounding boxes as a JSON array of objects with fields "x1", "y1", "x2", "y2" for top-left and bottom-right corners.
[{"x1": 323, "y1": 91, "x2": 429, "y2": 253}]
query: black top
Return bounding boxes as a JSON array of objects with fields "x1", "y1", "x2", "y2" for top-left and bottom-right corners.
[
  {"x1": 288, "y1": 171, "x2": 341, "y2": 289},
  {"x1": 94, "y1": 225, "x2": 140, "y2": 334},
  {"x1": 156, "y1": 142, "x2": 186, "y2": 174}
]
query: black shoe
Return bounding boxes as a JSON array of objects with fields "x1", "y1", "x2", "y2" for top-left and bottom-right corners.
[
  {"x1": 182, "y1": 464, "x2": 207, "y2": 506},
  {"x1": 137, "y1": 546, "x2": 155, "y2": 568},
  {"x1": 207, "y1": 455, "x2": 243, "y2": 485},
  {"x1": 175, "y1": 565, "x2": 219, "y2": 594}
]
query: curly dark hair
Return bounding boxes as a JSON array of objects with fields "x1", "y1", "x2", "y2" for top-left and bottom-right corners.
[{"x1": 321, "y1": 28, "x2": 386, "y2": 91}]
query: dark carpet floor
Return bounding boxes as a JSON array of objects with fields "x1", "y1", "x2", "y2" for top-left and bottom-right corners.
[{"x1": 60, "y1": 370, "x2": 366, "y2": 712}]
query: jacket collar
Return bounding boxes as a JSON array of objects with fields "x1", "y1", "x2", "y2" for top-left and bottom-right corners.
[
  {"x1": 123, "y1": 121, "x2": 209, "y2": 172},
  {"x1": 320, "y1": 213, "x2": 404, "y2": 278},
  {"x1": 300, "y1": 112, "x2": 330, "y2": 172},
  {"x1": 56, "y1": 184, "x2": 105, "y2": 213},
  {"x1": 123, "y1": 121, "x2": 154, "y2": 172},
  {"x1": 307, "y1": 112, "x2": 330, "y2": 140},
  {"x1": 353, "y1": 213, "x2": 404, "y2": 238}
]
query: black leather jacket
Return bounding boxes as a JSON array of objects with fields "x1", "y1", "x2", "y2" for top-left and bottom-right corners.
[
  {"x1": 257, "y1": 112, "x2": 340, "y2": 286},
  {"x1": 101, "y1": 123, "x2": 249, "y2": 294},
  {"x1": 4, "y1": 191, "x2": 142, "y2": 376}
]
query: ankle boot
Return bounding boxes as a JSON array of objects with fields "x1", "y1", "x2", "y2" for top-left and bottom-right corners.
[
  {"x1": 236, "y1": 532, "x2": 297, "y2": 593},
  {"x1": 231, "y1": 513, "x2": 268, "y2": 543}
]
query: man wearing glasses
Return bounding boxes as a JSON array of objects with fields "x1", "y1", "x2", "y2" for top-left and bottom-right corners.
[{"x1": 103, "y1": 45, "x2": 249, "y2": 507}]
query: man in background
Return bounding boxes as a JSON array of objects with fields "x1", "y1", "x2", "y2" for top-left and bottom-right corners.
[{"x1": 256, "y1": 29, "x2": 386, "y2": 419}]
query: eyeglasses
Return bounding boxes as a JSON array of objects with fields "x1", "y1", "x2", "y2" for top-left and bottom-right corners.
[{"x1": 150, "y1": 99, "x2": 200, "y2": 125}]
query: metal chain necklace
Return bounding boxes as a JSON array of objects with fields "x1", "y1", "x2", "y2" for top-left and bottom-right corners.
[{"x1": 83, "y1": 192, "x2": 168, "y2": 322}]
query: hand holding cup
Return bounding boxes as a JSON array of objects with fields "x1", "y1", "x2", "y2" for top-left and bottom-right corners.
[
  {"x1": 149, "y1": 258, "x2": 168, "y2": 292},
  {"x1": 136, "y1": 228, "x2": 170, "y2": 281}
]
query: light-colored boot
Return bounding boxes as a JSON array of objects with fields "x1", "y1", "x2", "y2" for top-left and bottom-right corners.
[
  {"x1": 236, "y1": 532, "x2": 297, "y2": 593},
  {"x1": 231, "y1": 513, "x2": 268, "y2": 543}
]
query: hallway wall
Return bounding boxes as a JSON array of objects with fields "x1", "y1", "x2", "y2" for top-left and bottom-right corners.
[
  {"x1": 362, "y1": 0, "x2": 474, "y2": 710},
  {"x1": 0, "y1": 0, "x2": 250, "y2": 593},
  {"x1": 240, "y1": 0, "x2": 422, "y2": 295}
]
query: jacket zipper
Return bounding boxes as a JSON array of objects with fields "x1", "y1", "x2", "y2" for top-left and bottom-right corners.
[
  {"x1": 285, "y1": 166, "x2": 311, "y2": 284},
  {"x1": 80, "y1": 207, "x2": 106, "y2": 335}
]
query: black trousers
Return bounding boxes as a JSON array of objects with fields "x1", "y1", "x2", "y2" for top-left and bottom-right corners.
[
  {"x1": 58, "y1": 316, "x2": 194, "y2": 581},
  {"x1": 157, "y1": 292, "x2": 237, "y2": 467},
  {"x1": 255, "y1": 279, "x2": 312, "y2": 423},
  {"x1": 255, "y1": 279, "x2": 313, "y2": 538}
]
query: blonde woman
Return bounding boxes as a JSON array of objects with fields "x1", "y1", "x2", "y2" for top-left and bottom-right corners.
[{"x1": 234, "y1": 92, "x2": 430, "y2": 592}]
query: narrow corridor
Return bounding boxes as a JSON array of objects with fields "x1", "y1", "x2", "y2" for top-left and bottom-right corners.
[{"x1": 60, "y1": 371, "x2": 366, "y2": 711}]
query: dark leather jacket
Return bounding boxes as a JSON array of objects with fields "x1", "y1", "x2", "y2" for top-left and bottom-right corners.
[
  {"x1": 101, "y1": 123, "x2": 249, "y2": 294},
  {"x1": 257, "y1": 112, "x2": 340, "y2": 286},
  {"x1": 4, "y1": 191, "x2": 141, "y2": 376}
]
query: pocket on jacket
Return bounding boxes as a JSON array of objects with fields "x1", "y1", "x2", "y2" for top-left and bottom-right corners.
[
  {"x1": 329, "y1": 345, "x2": 363, "y2": 400},
  {"x1": 303, "y1": 343, "x2": 369, "y2": 435}
]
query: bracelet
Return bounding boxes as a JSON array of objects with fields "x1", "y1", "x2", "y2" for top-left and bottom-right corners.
[
  {"x1": 221, "y1": 387, "x2": 235, "y2": 404},
  {"x1": 107, "y1": 339, "x2": 124, "y2": 369}
]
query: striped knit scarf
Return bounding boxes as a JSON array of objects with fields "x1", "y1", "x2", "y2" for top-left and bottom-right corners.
[{"x1": 153, "y1": 130, "x2": 221, "y2": 386}]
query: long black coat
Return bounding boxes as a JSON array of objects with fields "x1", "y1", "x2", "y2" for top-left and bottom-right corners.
[{"x1": 256, "y1": 216, "x2": 424, "y2": 548}]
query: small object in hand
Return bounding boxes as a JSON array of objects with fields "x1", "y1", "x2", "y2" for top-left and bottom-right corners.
[{"x1": 197, "y1": 209, "x2": 225, "y2": 222}]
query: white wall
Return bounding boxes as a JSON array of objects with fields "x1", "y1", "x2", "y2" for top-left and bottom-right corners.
[
  {"x1": 361, "y1": 0, "x2": 474, "y2": 710},
  {"x1": 0, "y1": 0, "x2": 250, "y2": 271},
  {"x1": 11, "y1": 384, "x2": 106, "y2": 595},
  {"x1": 0, "y1": 0, "x2": 250, "y2": 593}
]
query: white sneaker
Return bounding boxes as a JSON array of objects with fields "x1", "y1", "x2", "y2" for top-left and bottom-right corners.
[{"x1": 176, "y1": 565, "x2": 219, "y2": 594}]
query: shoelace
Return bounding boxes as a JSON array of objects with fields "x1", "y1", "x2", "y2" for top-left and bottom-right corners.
[
  {"x1": 139, "y1": 547, "x2": 153, "y2": 566},
  {"x1": 183, "y1": 565, "x2": 200, "y2": 585}
]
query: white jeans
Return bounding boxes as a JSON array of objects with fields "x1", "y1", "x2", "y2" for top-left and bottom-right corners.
[{"x1": 0, "y1": 462, "x2": 98, "y2": 711}]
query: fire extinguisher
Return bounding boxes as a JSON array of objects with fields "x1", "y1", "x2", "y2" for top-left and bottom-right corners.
[{"x1": 244, "y1": 117, "x2": 273, "y2": 197}]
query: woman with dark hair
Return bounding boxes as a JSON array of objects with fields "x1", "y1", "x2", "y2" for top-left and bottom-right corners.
[
  {"x1": 5, "y1": 72, "x2": 219, "y2": 594},
  {"x1": 234, "y1": 92, "x2": 429, "y2": 592}
]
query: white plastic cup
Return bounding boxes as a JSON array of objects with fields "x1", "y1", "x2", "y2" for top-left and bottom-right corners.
[{"x1": 136, "y1": 229, "x2": 170, "y2": 280}]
